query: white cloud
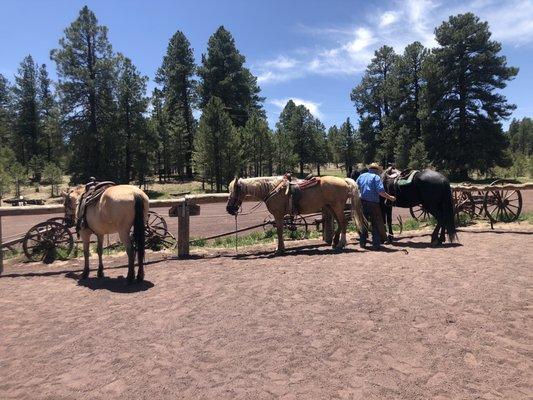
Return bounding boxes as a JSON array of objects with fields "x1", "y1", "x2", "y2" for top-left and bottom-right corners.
[
  {"x1": 253, "y1": 0, "x2": 533, "y2": 86},
  {"x1": 270, "y1": 98, "x2": 322, "y2": 118},
  {"x1": 380, "y1": 11, "x2": 399, "y2": 27}
]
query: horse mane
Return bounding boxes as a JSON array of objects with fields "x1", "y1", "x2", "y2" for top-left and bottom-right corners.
[{"x1": 237, "y1": 176, "x2": 284, "y2": 199}]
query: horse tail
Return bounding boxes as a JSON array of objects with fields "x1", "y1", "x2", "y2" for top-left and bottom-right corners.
[
  {"x1": 133, "y1": 193, "x2": 146, "y2": 268},
  {"x1": 443, "y1": 183, "x2": 458, "y2": 243},
  {"x1": 345, "y1": 178, "x2": 367, "y2": 232}
]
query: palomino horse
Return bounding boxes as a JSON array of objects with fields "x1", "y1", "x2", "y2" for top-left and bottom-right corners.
[
  {"x1": 226, "y1": 176, "x2": 366, "y2": 254},
  {"x1": 381, "y1": 168, "x2": 458, "y2": 244},
  {"x1": 63, "y1": 185, "x2": 149, "y2": 282}
]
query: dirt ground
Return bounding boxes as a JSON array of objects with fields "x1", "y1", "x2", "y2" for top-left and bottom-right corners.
[{"x1": 0, "y1": 226, "x2": 532, "y2": 400}]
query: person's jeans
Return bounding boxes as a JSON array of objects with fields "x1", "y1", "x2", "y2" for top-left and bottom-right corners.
[{"x1": 360, "y1": 200, "x2": 384, "y2": 249}]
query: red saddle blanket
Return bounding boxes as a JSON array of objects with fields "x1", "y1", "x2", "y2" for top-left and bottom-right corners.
[{"x1": 295, "y1": 176, "x2": 320, "y2": 190}]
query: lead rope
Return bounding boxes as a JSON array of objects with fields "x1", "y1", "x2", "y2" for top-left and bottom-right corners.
[{"x1": 234, "y1": 214, "x2": 238, "y2": 254}]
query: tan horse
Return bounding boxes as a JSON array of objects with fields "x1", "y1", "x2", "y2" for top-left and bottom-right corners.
[
  {"x1": 63, "y1": 185, "x2": 149, "y2": 282},
  {"x1": 226, "y1": 176, "x2": 366, "y2": 254}
]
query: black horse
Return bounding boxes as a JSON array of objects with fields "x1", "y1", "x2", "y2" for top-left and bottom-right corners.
[{"x1": 381, "y1": 168, "x2": 458, "y2": 244}]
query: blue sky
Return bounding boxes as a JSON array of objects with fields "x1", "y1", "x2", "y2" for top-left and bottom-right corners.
[{"x1": 1, "y1": 0, "x2": 532, "y2": 129}]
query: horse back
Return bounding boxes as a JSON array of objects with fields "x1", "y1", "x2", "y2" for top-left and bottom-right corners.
[{"x1": 87, "y1": 185, "x2": 149, "y2": 234}]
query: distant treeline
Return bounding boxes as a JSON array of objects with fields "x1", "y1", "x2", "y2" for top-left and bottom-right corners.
[{"x1": 0, "y1": 8, "x2": 531, "y2": 198}]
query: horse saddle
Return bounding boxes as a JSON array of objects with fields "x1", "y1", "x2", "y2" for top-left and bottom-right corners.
[
  {"x1": 285, "y1": 175, "x2": 320, "y2": 215},
  {"x1": 385, "y1": 168, "x2": 419, "y2": 188},
  {"x1": 76, "y1": 181, "x2": 116, "y2": 233}
]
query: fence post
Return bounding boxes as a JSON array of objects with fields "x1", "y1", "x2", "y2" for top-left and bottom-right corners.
[
  {"x1": 177, "y1": 201, "x2": 190, "y2": 258},
  {"x1": 0, "y1": 215, "x2": 3, "y2": 275},
  {"x1": 322, "y1": 209, "x2": 334, "y2": 245}
]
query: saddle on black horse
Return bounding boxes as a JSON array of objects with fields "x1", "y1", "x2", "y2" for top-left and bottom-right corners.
[
  {"x1": 383, "y1": 168, "x2": 420, "y2": 208},
  {"x1": 75, "y1": 180, "x2": 116, "y2": 233}
]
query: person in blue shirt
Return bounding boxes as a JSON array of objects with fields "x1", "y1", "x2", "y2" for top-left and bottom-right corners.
[{"x1": 356, "y1": 163, "x2": 396, "y2": 250}]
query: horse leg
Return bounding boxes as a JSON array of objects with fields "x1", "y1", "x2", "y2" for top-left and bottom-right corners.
[
  {"x1": 431, "y1": 224, "x2": 440, "y2": 245},
  {"x1": 386, "y1": 206, "x2": 394, "y2": 243},
  {"x1": 274, "y1": 215, "x2": 285, "y2": 255},
  {"x1": 96, "y1": 234, "x2": 105, "y2": 278},
  {"x1": 80, "y1": 230, "x2": 91, "y2": 280},
  {"x1": 119, "y1": 229, "x2": 135, "y2": 283},
  {"x1": 331, "y1": 204, "x2": 347, "y2": 249},
  {"x1": 439, "y1": 226, "x2": 446, "y2": 243}
]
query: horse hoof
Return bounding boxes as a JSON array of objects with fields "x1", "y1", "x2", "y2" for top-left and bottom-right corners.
[
  {"x1": 79, "y1": 271, "x2": 89, "y2": 280},
  {"x1": 274, "y1": 250, "x2": 284, "y2": 256},
  {"x1": 136, "y1": 275, "x2": 144, "y2": 283},
  {"x1": 97, "y1": 271, "x2": 104, "y2": 279}
]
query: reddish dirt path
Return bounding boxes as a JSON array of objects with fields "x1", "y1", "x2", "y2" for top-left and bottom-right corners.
[{"x1": 1, "y1": 227, "x2": 531, "y2": 399}]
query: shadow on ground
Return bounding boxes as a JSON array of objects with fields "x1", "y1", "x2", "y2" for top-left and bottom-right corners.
[{"x1": 65, "y1": 272, "x2": 154, "y2": 293}]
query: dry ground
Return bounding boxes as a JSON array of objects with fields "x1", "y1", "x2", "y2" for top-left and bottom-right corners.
[{"x1": 0, "y1": 226, "x2": 532, "y2": 400}]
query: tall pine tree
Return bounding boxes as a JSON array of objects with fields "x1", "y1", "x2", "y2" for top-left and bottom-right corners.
[
  {"x1": 51, "y1": 6, "x2": 117, "y2": 182},
  {"x1": 423, "y1": 13, "x2": 518, "y2": 178},
  {"x1": 156, "y1": 31, "x2": 197, "y2": 178},
  {"x1": 198, "y1": 26, "x2": 264, "y2": 127},
  {"x1": 193, "y1": 97, "x2": 239, "y2": 192},
  {"x1": 13, "y1": 55, "x2": 41, "y2": 167}
]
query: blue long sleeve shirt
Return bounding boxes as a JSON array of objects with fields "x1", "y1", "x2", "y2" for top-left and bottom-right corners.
[{"x1": 356, "y1": 171, "x2": 385, "y2": 203}]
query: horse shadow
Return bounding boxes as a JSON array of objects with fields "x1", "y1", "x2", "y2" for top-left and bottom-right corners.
[
  {"x1": 65, "y1": 272, "x2": 154, "y2": 293},
  {"x1": 231, "y1": 242, "x2": 401, "y2": 260},
  {"x1": 392, "y1": 240, "x2": 462, "y2": 249}
]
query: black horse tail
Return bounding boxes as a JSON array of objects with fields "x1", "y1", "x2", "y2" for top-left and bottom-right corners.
[
  {"x1": 133, "y1": 193, "x2": 146, "y2": 268},
  {"x1": 443, "y1": 184, "x2": 458, "y2": 243}
]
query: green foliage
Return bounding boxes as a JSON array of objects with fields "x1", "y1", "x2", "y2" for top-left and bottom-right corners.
[
  {"x1": 198, "y1": 26, "x2": 264, "y2": 127},
  {"x1": 51, "y1": 6, "x2": 117, "y2": 183},
  {"x1": 239, "y1": 112, "x2": 274, "y2": 176},
  {"x1": 408, "y1": 140, "x2": 429, "y2": 170},
  {"x1": 193, "y1": 96, "x2": 239, "y2": 191},
  {"x1": 42, "y1": 162, "x2": 63, "y2": 197},
  {"x1": 28, "y1": 154, "x2": 45, "y2": 181},
  {"x1": 423, "y1": 13, "x2": 518, "y2": 179},
  {"x1": 156, "y1": 30, "x2": 197, "y2": 178},
  {"x1": 116, "y1": 54, "x2": 149, "y2": 183},
  {"x1": 0, "y1": 74, "x2": 13, "y2": 146},
  {"x1": 508, "y1": 118, "x2": 533, "y2": 156},
  {"x1": 13, "y1": 55, "x2": 41, "y2": 166}
]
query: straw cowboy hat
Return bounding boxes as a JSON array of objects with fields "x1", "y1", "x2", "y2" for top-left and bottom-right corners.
[{"x1": 367, "y1": 162, "x2": 383, "y2": 171}]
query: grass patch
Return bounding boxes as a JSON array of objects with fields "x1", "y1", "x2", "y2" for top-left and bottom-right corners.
[{"x1": 516, "y1": 211, "x2": 533, "y2": 224}]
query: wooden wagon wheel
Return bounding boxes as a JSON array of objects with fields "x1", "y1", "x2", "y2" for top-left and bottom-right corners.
[
  {"x1": 144, "y1": 211, "x2": 176, "y2": 250},
  {"x1": 23, "y1": 221, "x2": 74, "y2": 263},
  {"x1": 483, "y1": 180, "x2": 522, "y2": 223},
  {"x1": 453, "y1": 190, "x2": 476, "y2": 224},
  {"x1": 409, "y1": 204, "x2": 430, "y2": 221}
]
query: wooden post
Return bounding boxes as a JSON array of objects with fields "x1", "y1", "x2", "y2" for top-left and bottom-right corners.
[
  {"x1": 177, "y1": 201, "x2": 190, "y2": 258},
  {"x1": 322, "y1": 208, "x2": 334, "y2": 245},
  {"x1": 0, "y1": 215, "x2": 3, "y2": 275},
  {"x1": 169, "y1": 201, "x2": 200, "y2": 259}
]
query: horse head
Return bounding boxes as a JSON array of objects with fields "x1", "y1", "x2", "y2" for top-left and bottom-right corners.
[
  {"x1": 61, "y1": 186, "x2": 84, "y2": 227},
  {"x1": 226, "y1": 176, "x2": 244, "y2": 216}
]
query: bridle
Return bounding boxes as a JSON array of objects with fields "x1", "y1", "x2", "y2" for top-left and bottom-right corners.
[{"x1": 226, "y1": 177, "x2": 287, "y2": 216}]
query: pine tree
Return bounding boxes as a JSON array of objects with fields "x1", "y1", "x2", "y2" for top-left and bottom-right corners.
[
  {"x1": 116, "y1": 55, "x2": 148, "y2": 183},
  {"x1": 198, "y1": 26, "x2": 264, "y2": 127},
  {"x1": 351, "y1": 46, "x2": 398, "y2": 163},
  {"x1": 38, "y1": 64, "x2": 63, "y2": 164},
  {"x1": 392, "y1": 42, "x2": 428, "y2": 141},
  {"x1": 51, "y1": 6, "x2": 117, "y2": 183},
  {"x1": 193, "y1": 97, "x2": 239, "y2": 192},
  {"x1": 424, "y1": 13, "x2": 518, "y2": 179},
  {"x1": 0, "y1": 74, "x2": 13, "y2": 147},
  {"x1": 156, "y1": 31, "x2": 197, "y2": 178},
  {"x1": 13, "y1": 55, "x2": 41, "y2": 166},
  {"x1": 149, "y1": 89, "x2": 171, "y2": 182},
  {"x1": 508, "y1": 118, "x2": 533, "y2": 156},
  {"x1": 240, "y1": 112, "x2": 273, "y2": 177},
  {"x1": 273, "y1": 100, "x2": 298, "y2": 174}
]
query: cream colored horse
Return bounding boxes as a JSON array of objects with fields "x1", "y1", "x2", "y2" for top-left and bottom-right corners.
[
  {"x1": 226, "y1": 176, "x2": 366, "y2": 254},
  {"x1": 63, "y1": 185, "x2": 149, "y2": 283}
]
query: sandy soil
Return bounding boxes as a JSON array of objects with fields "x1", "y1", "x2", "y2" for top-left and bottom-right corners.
[{"x1": 0, "y1": 227, "x2": 532, "y2": 400}]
